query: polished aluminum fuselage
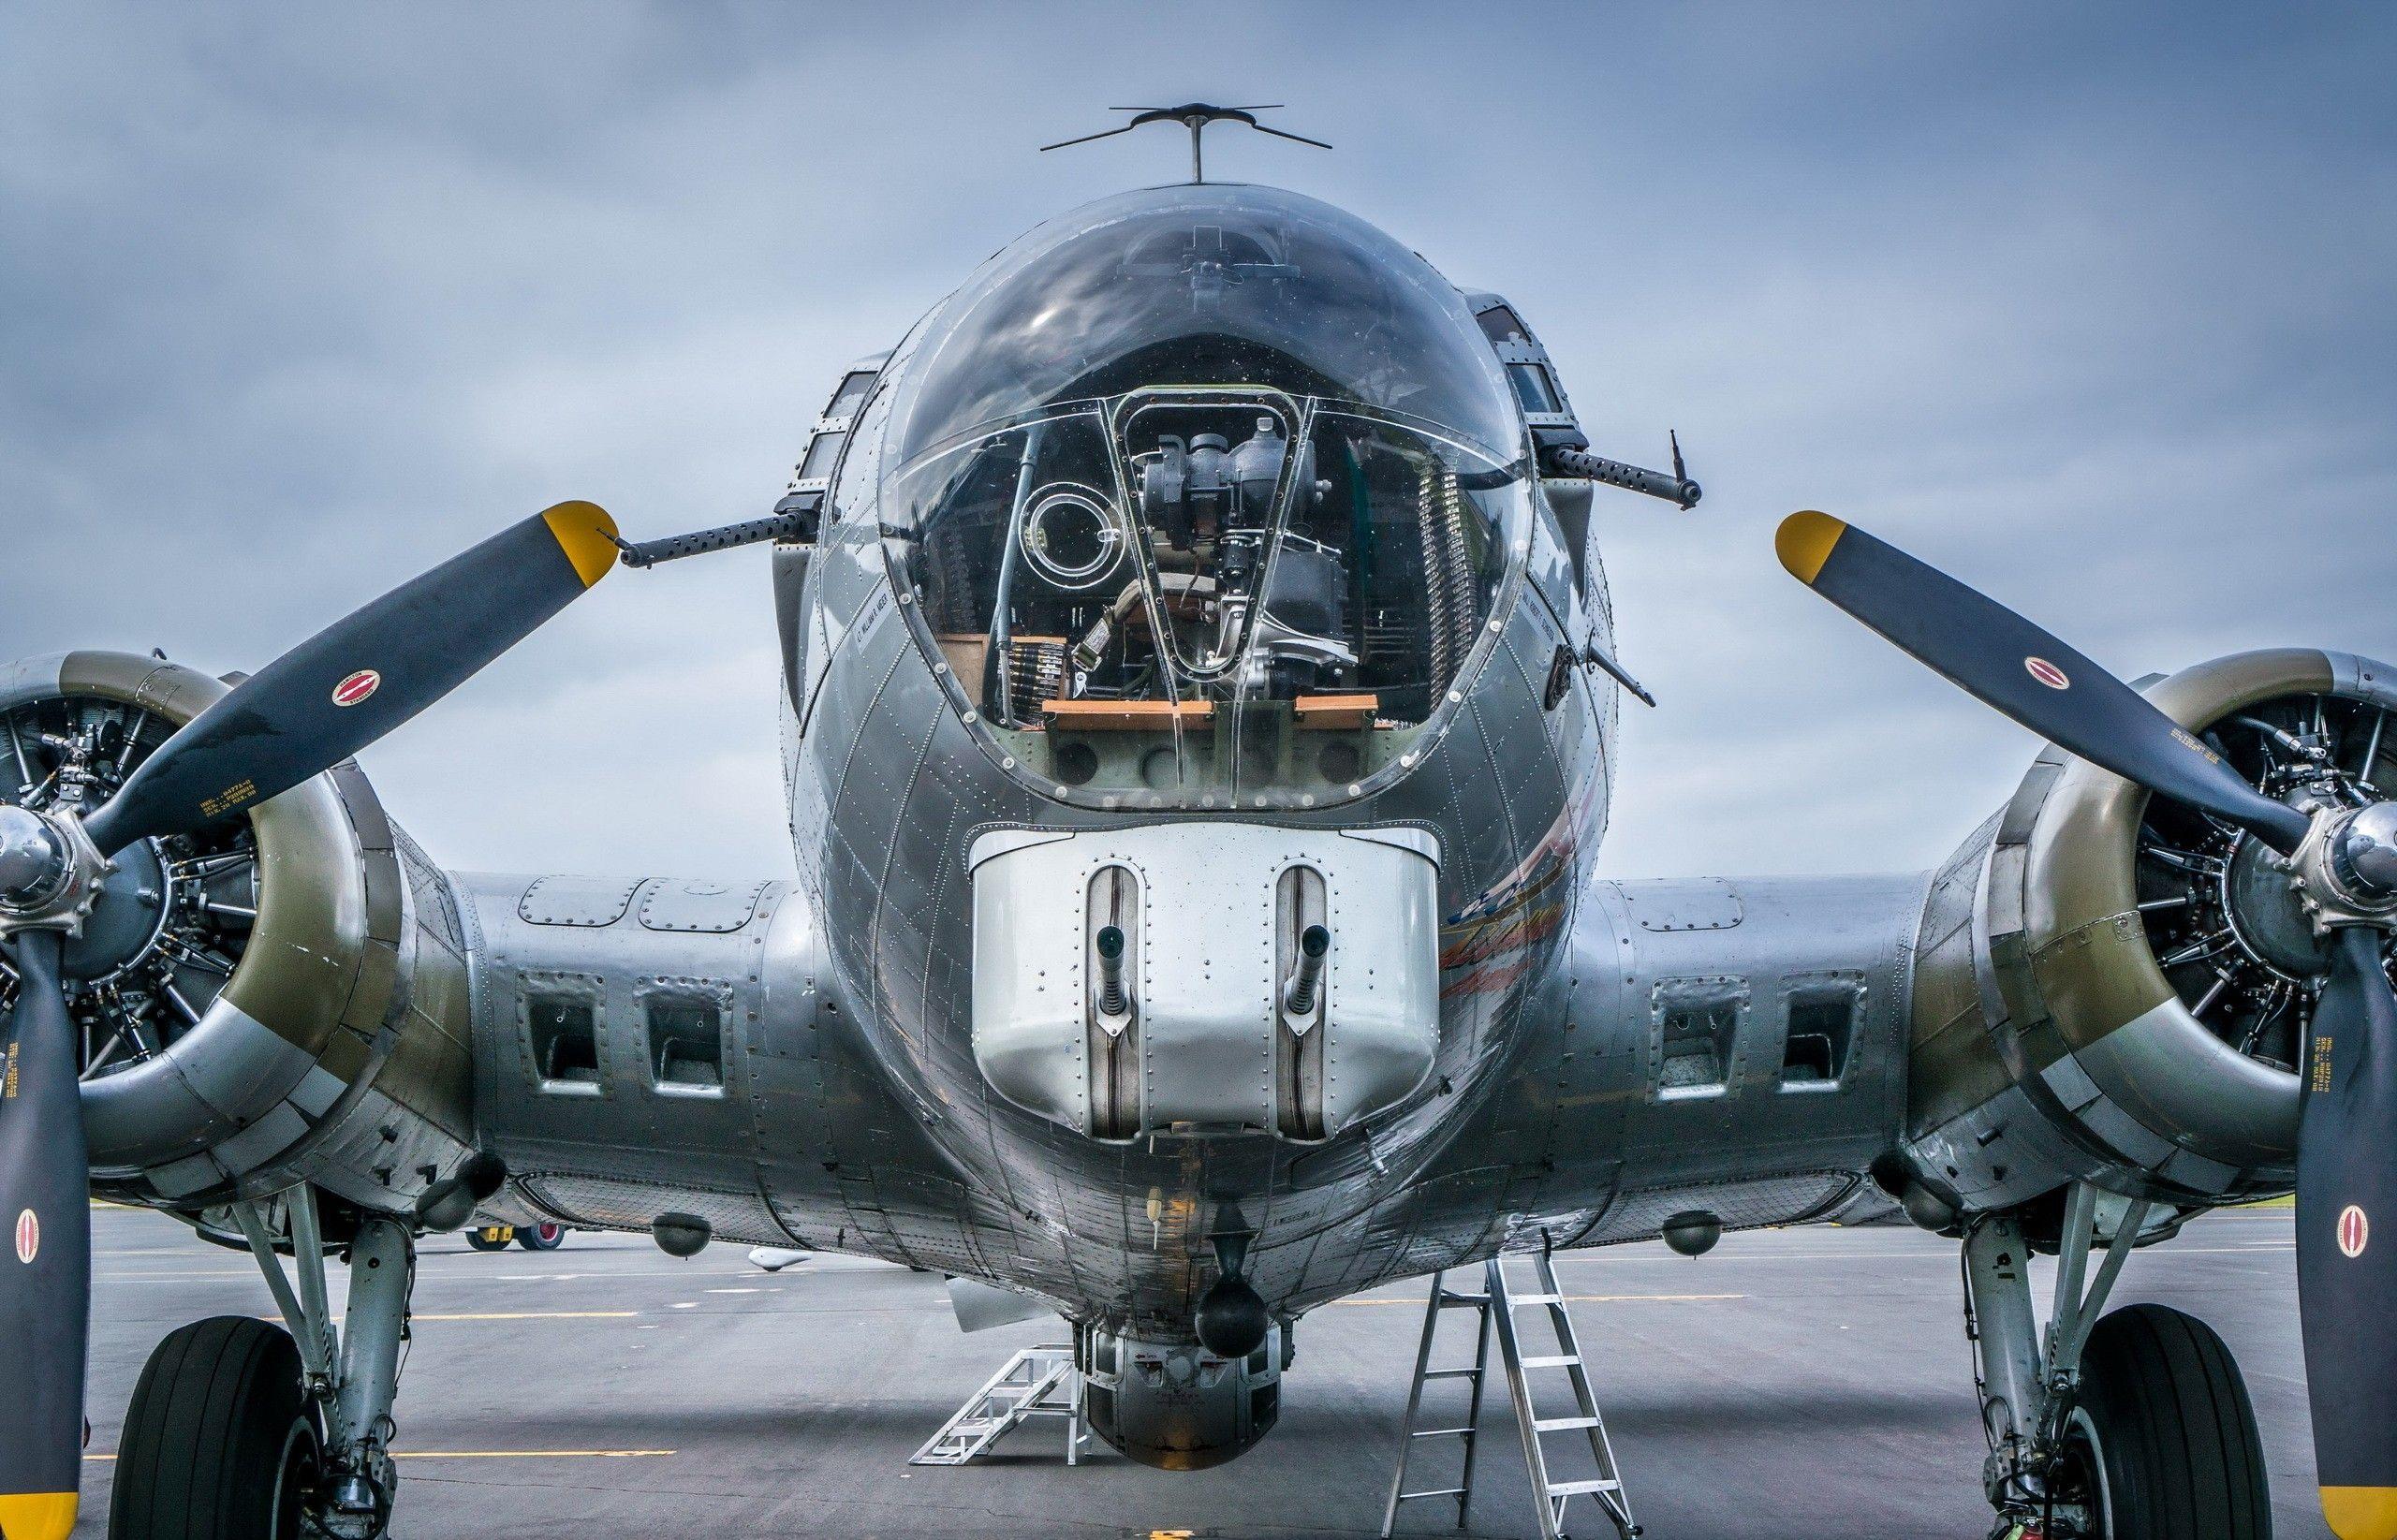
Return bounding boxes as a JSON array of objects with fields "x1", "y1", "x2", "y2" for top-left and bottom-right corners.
[{"x1": 740, "y1": 465, "x2": 1919, "y2": 1334}]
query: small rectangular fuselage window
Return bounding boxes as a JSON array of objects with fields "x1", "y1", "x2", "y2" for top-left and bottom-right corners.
[
  {"x1": 527, "y1": 995, "x2": 600, "y2": 1087},
  {"x1": 1507, "y1": 362, "x2": 1563, "y2": 415},
  {"x1": 825, "y1": 370, "x2": 877, "y2": 420},
  {"x1": 1782, "y1": 988, "x2": 1859, "y2": 1089},
  {"x1": 797, "y1": 430, "x2": 847, "y2": 483},
  {"x1": 646, "y1": 998, "x2": 725, "y2": 1093},
  {"x1": 1657, "y1": 995, "x2": 1738, "y2": 1097}
]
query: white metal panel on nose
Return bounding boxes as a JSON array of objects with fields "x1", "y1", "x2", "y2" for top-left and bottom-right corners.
[{"x1": 968, "y1": 822, "x2": 1441, "y2": 1139}]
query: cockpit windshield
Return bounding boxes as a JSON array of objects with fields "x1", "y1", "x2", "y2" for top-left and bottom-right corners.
[
  {"x1": 893, "y1": 184, "x2": 1521, "y2": 466},
  {"x1": 873, "y1": 184, "x2": 1531, "y2": 810}
]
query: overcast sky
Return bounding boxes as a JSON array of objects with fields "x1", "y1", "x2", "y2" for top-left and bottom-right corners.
[{"x1": 4, "y1": 3, "x2": 2391, "y2": 883}]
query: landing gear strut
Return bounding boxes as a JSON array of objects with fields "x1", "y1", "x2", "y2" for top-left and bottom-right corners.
[
  {"x1": 110, "y1": 1187, "x2": 414, "y2": 1539},
  {"x1": 1962, "y1": 1183, "x2": 2268, "y2": 1540}
]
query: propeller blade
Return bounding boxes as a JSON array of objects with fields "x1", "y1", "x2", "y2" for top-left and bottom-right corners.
[
  {"x1": 1775, "y1": 511, "x2": 2313, "y2": 853},
  {"x1": 2299, "y1": 927, "x2": 2397, "y2": 1540},
  {"x1": 82, "y1": 503, "x2": 617, "y2": 858},
  {"x1": 0, "y1": 931, "x2": 87, "y2": 1540}
]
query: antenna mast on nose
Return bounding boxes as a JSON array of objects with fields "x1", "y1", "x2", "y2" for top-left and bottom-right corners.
[{"x1": 1040, "y1": 103, "x2": 1331, "y2": 183}]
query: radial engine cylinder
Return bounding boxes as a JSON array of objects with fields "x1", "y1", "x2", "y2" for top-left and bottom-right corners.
[{"x1": 1899, "y1": 648, "x2": 2397, "y2": 1212}]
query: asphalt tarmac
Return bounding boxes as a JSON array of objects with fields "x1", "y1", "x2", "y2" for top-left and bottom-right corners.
[{"x1": 74, "y1": 1204, "x2": 2327, "y2": 1539}]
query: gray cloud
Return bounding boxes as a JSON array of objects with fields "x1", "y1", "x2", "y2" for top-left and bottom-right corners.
[{"x1": 4, "y1": 2, "x2": 2391, "y2": 880}]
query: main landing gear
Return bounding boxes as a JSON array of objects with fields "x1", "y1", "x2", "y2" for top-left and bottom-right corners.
[
  {"x1": 1962, "y1": 1183, "x2": 2269, "y2": 1540},
  {"x1": 466, "y1": 1220, "x2": 566, "y2": 1252},
  {"x1": 110, "y1": 1187, "x2": 415, "y2": 1540}
]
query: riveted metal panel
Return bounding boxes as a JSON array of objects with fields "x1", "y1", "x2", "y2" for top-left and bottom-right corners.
[
  {"x1": 639, "y1": 878, "x2": 769, "y2": 933},
  {"x1": 520, "y1": 875, "x2": 641, "y2": 927},
  {"x1": 968, "y1": 822, "x2": 1440, "y2": 1137},
  {"x1": 1623, "y1": 878, "x2": 1743, "y2": 932}
]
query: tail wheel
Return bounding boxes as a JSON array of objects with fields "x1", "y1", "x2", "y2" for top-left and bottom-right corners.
[
  {"x1": 2054, "y1": 1303, "x2": 2271, "y2": 1540},
  {"x1": 516, "y1": 1222, "x2": 566, "y2": 1252},
  {"x1": 108, "y1": 1315, "x2": 325, "y2": 1540}
]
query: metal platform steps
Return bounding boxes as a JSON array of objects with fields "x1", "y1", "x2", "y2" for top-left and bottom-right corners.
[
  {"x1": 910, "y1": 1342, "x2": 1090, "y2": 1467},
  {"x1": 1382, "y1": 1244, "x2": 1639, "y2": 1539}
]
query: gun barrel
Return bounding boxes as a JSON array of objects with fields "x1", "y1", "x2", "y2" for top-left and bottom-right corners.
[
  {"x1": 1542, "y1": 444, "x2": 1701, "y2": 510},
  {"x1": 1095, "y1": 924, "x2": 1131, "y2": 1017},
  {"x1": 1283, "y1": 924, "x2": 1331, "y2": 1017}
]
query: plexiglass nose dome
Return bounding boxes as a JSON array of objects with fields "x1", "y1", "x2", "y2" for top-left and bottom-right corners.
[{"x1": 874, "y1": 183, "x2": 1535, "y2": 811}]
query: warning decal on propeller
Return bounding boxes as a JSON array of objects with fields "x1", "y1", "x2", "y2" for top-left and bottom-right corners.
[
  {"x1": 2339, "y1": 1204, "x2": 2369, "y2": 1259},
  {"x1": 13, "y1": 1208, "x2": 36, "y2": 1266},
  {"x1": 331, "y1": 668, "x2": 382, "y2": 708},
  {"x1": 2024, "y1": 656, "x2": 2070, "y2": 690}
]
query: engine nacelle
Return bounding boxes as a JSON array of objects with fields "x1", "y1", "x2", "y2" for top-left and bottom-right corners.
[
  {"x1": 0, "y1": 651, "x2": 478, "y2": 1215},
  {"x1": 1079, "y1": 1320, "x2": 1284, "y2": 1471},
  {"x1": 1900, "y1": 647, "x2": 2397, "y2": 1212}
]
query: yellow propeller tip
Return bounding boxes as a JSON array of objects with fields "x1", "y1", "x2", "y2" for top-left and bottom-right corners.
[
  {"x1": 1775, "y1": 510, "x2": 1847, "y2": 585},
  {"x1": 0, "y1": 1490, "x2": 80, "y2": 1540},
  {"x1": 540, "y1": 501, "x2": 620, "y2": 588},
  {"x1": 2323, "y1": 1486, "x2": 2397, "y2": 1540}
]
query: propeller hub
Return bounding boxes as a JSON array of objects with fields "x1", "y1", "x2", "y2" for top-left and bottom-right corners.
[
  {"x1": 0, "y1": 804, "x2": 70, "y2": 911},
  {"x1": 2334, "y1": 800, "x2": 2397, "y2": 900},
  {"x1": 0, "y1": 804, "x2": 108, "y2": 937},
  {"x1": 2287, "y1": 801, "x2": 2397, "y2": 935}
]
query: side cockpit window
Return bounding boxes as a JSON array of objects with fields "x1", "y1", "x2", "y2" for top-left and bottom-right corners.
[{"x1": 825, "y1": 370, "x2": 877, "y2": 422}]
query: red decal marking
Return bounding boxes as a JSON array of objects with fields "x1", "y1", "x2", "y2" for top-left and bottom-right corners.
[
  {"x1": 14, "y1": 1208, "x2": 37, "y2": 1265},
  {"x1": 2024, "y1": 656, "x2": 2070, "y2": 690},
  {"x1": 331, "y1": 669, "x2": 382, "y2": 708},
  {"x1": 2339, "y1": 1204, "x2": 2369, "y2": 1259}
]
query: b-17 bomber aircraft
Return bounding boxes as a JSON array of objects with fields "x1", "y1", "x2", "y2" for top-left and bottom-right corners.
[{"x1": 3, "y1": 107, "x2": 2393, "y2": 1540}]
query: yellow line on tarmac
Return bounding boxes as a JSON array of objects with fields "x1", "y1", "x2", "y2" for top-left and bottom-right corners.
[
  {"x1": 413, "y1": 1312, "x2": 640, "y2": 1321},
  {"x1": 248, "y1": 1311, "x2": 641, "y2": 1327},
  {"x1": 88, "y1": 1450, "x2": 674, "y2": 1462},
  {"x1": 390, "y1": 1450, "x2": 675, "y2": 1460},
  {"x1": 1329, "y1": 1292, "x2": 1745, "y2": 1306}
]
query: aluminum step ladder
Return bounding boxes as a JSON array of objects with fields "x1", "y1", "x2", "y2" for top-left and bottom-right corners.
[
  {"x1": 1383, "y1": 1245, "x2": 1639, "y2": 1539},
  {"x1": 910, "y1": 1342, "x2": 1090, "y2": 1466}
]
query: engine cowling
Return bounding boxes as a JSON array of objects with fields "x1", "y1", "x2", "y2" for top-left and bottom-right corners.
[
  {"x1": 1899, "y1": 648, "x2": 2397, "y2": 1213},
  {"x1": 0, "y1": 650, "x2": 478, "y2": 1214}
]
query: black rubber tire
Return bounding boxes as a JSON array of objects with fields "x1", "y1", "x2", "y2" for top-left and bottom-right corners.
[
  {"x1": 2070, "y1": 1302, "x2": 2272, "y2": 1540},
  {"x1": 517, "y1": 1222, "x2": 566, "y2": 1252},
  {"x1": 466, "y1": 1226, "x2": 511, "y2": 1252},
  {"x1": 109, "y1": 1315, "x2": 322, "y2": 1540}
]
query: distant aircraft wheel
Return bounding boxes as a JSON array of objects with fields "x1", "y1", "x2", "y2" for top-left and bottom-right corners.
[
  {"x1": 465, "y1": 1225, "x2": 512, "y2": 1252},
  {"x1": 2056, "y1": 1303, "x2": 2270, "y2": 1540},
  {"x1": 108, "y1": 1315, "x2": 328, "y2": 1539},
  {"x1": 517, "y1": 1222, "x2": 566, "y2": 1252}
]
